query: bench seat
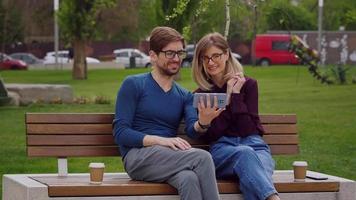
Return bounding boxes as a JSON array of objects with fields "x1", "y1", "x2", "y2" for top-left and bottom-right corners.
[
  {"x1": 31, "y1": 171, "x2": 340, "y2": 197},
  {"x1": 4, "y1": 171, "x2": 355, "y2": 200}
]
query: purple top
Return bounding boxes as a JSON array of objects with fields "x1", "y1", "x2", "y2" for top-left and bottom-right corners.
[{"x1": 196, "y1": 77, "x2": 265, "y2": 142}]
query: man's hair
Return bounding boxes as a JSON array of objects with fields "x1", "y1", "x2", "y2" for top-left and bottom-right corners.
[
  {"x1": 192, "y1": 32, "x2": 243, "y2": 91},
  {"x1": 149, "y1": 26, "x2": 185, "y2": 53}
]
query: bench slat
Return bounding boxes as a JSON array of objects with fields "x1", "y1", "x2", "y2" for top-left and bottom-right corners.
[
  {"x1": 26, "y1": 113, "x2": 114, "y2": 124},
  {"x1": 269, "y1": 145, "x2": 299, "y2": 155},
  {"x1": 182, "y1": 135, "x2": 298, "y2": 145},
  {"x1": 27, "y1": 124, "x2": 297, "y2": 135},
  {"x1": 46, "y1": 181, "x2": 340, "y2": 196},
  {"x1": 27, "y1": 144, "x2": 298, "y2": 157},
  {"x1": 27, "y1": 135, "x2": 116, "y2": 145},
  {"x1": 31, "y1": 172, "x2": 339, "y2": 197},
  {"x1": 262, "y1": 124, "x2": 297, "y2": 134},
  {"x1": 27, "y1": 135, "x2": 298, "y2": 146},
  {"x1": 27, "y1": 124, "x2": 113, "y2": 134},
  {"x1": 27, "y1": 146, "x2": 120, "y2": 157},
  {"x1": 259, "y1": 114, "x2": 296, "y2": 124},
  {"x1": 26, "y1": 113, "x2": 297, "y2": 124}
]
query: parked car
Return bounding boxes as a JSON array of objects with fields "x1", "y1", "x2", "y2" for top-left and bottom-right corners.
[
  {"x1": 10, "y1": 53, "x2": 43, "y2": 65},
  {"x1": 182, "y1": 44, "x2": 242, "y2": 67},
  {"x1": 43, "y1": 50, "x2": 100, "y2": 64},
  {"x1": 231, "y1": 52, "x2": 242, "y2": 63},
  {"x1": 182, "y1": 44, "x2": 195, "y2": 67},
  {"x1": 251, "y1": 34, "x2": 300, "y2": 66},
  {"x1": 0, "y1": 53, "x2": 28, "y2": 70},
  {"x1": 113, "y1": 48, "x2": 151, "y2": 68}
]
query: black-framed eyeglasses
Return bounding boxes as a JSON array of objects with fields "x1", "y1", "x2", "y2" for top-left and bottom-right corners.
[
  {"x1": 201, "y1": 53, "x2": 224, "y2": 63},
  {"x1": 160, "y1": 50, "x2": 187, "y2": 59}
]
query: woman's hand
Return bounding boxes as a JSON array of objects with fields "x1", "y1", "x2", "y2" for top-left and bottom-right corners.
[
  {"x1": 197, "y1": 95, "x2": 224, "y2": 126},
  {"x1": 227, "y1": 72, "x2": 246, "y2": 94}
]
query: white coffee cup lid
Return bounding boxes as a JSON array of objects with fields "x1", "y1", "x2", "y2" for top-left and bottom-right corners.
[
  {"x1": 89, "y1": 162, "x2": 105, "y2": 168},
  {"x1": 293, "y1": 161, "x2": 308, "y2": 166}
]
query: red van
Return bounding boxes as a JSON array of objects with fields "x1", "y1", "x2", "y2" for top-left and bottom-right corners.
[{"x1": 251, "y1": 34, "x2": 300, "y2": 66}]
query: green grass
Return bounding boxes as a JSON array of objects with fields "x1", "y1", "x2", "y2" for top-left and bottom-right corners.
[{"x1": 1, "y1": 66, "x2": 356, "y2": 196}]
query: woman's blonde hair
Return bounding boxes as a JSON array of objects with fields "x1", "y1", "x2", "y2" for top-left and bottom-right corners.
[{"x1": 192, "y1": 32, "x2": 244, "y2": 91}]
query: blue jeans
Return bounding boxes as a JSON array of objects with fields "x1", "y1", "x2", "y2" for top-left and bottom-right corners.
[{"x1": 210, "y1": 135, "x2": 277, "y2": 200}]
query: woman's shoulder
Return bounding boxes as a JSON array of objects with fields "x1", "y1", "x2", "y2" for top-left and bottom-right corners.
[{"x1": 244, "y1": 76, "x2": 258, "y2": 86}]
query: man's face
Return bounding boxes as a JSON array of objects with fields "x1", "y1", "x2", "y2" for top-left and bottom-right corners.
[{"x1": 150, "y1": 41, "x2": 185, "y2": 76}]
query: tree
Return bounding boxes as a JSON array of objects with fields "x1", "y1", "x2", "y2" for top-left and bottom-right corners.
[
  {"x1": 224, "y1": 0, "x2": 230, "y2": 38},
  {"x1": 300, "y1": 0, "x2": 356, "y2": 31},
  {"x1": 57, "y1": 0, "x2": 115, "y2": 80},
  {"x1": 165, "y1": 0, "x2": 263, "y2": 42},
  {"x1": 345, "y1": 9, "x2": 356, "y2": 30},
  {"x1": 0, "y1": 0, "x2": 24, "y2": 49},
  {"x1": 96, "y1": 0, "x2": 141, "y2": 43},
  {"x1": 265, "y1": 1, "x2": 316, "y2": 31}
]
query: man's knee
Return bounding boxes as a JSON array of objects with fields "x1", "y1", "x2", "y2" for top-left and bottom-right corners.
[
  {"x1": 190, "y1": 148, "x2": 213, "y2": 162},
  {"x1": 175, "y1": 170, "x2": 199, "y2": 186}
]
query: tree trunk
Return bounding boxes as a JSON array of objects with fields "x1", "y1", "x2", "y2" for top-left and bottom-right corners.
[
  {"x1": 224, "y1": 0, "x2": 230, "y2": 38},
  {"x1": 72, "y1": 40, "x2": 87, "y2": 80}
]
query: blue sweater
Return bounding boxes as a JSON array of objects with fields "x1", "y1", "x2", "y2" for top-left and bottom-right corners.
[{"x1": 113, "y1": 73, "x2": 199, "y2": 157}]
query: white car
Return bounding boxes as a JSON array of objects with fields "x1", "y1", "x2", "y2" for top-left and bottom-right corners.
[
  {"x1": 231, "y1": 52, "x2": 242, "y2": 62},
  {"x1": 113, "y1": 48, "x2": 151, "y2": 68},
  {"x1": 43, "y1": 50, "x2": 100, "y2": 64}
]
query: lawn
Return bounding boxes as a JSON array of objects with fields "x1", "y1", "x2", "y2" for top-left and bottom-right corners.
[{"x1": 1, "y1": 66, "x2": 356, "y2": 196}]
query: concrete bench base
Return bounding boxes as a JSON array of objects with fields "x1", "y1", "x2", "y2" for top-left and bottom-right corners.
[
  {"x1": 5, "y1": 84, "x2": 73, "y2": 105},
  {"x1": 3, "y1": 171, "x2": 355, "y2": 200}
]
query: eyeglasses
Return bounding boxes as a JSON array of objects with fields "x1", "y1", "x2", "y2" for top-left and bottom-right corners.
[
  {"x1": 201, "y1": 53, "x2": 224, "y2": 63},
  {"x1": 160, "y1": 50, "x2": 187, "y2": 59}
]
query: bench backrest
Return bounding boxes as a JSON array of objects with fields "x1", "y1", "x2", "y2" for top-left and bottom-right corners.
[{"x1": 26, "y1": 113, "x2": 299, "y2": 158}]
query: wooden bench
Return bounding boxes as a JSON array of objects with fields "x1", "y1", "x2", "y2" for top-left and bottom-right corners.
[{"x1": 4, "y1": 113, "x2": 355, "y2": 200}]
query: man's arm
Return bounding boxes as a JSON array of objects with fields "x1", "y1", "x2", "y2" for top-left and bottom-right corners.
[{"x1": 113, "y1": 77, "x2": 146, "y2": 148}]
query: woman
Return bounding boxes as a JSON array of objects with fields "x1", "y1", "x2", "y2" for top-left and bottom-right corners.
[{"x1": 192, "y1": 32, "x2": 280, "y2": 200}]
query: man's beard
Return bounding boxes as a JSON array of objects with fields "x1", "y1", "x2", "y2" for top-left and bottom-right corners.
[{"x1": 156, "y1": 61, "x2": 180, "y2": 77}]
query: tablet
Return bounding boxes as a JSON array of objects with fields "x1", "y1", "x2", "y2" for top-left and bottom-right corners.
[{"x1": 193, "y1": 93, "x2": 227, "y2": 108}]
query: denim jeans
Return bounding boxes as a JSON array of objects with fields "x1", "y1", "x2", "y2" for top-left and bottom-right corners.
[{"x1": 210, "y1": 135, "x2": 277, "y2": 200}]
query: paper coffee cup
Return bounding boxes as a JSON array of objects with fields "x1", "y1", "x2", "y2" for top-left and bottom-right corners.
[
  {"x1": 89, "y1": 162, "x2": 105, "y2": 184},
  {"x1": 293, "y1": 161, "x2": 308, "y2": 182}
]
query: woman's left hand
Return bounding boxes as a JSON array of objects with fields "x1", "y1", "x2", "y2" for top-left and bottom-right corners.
[
  {"x1": 229, "y1": 73, "x2": 246, "y2": 94},
  {"x1": 197, "y1": 95, "x2": 224, "y2": 126}
]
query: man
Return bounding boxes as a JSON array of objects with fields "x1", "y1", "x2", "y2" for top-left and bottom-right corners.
[{"x1": 113, "y1": 26, "x2": 222, "y2": 200}]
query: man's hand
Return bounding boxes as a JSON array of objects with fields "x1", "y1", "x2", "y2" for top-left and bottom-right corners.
[{"x1": 143, "y1": 135, "x2": 191, "y2": 150}]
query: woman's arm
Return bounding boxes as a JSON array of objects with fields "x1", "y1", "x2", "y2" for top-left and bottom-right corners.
[{"x1": 229, "y1": 78, "x2": 264, "y2": 135}]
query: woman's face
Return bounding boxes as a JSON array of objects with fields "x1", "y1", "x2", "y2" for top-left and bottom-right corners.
[{"x1": 201, "y1": 46, "x2": 229, "y2": 79}]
